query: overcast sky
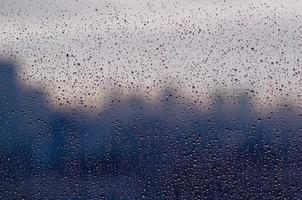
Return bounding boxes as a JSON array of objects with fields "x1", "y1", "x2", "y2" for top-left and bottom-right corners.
[{"x1": 1, "y1": 0, "x2": 302, "y2": 111}]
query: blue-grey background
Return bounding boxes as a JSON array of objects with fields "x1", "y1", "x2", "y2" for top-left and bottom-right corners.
[{"x1": 1, "y1": 0, "x2": 302, "y2": 199}]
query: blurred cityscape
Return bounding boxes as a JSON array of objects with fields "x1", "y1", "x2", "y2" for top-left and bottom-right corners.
[{"x1": 0, "y1": 58, "x2": 301, "y2": 199}]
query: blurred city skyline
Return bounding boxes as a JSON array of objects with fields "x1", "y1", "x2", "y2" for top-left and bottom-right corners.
[{"x1": 0, "y1": 58, "x2": 301, "y2": 199}]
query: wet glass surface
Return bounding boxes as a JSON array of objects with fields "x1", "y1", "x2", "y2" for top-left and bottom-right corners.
[{"x1": 1, "y1": 0, "x2": 302, "y2": 199}]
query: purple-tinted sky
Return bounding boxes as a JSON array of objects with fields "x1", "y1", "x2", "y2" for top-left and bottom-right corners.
[{"x1": 1, "y1": 0, "x2": 302, "y2": 111}]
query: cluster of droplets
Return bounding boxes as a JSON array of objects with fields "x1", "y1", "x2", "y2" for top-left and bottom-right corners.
[{"x1": 1, "y1": 0, "x2": 302, "y2": 111}]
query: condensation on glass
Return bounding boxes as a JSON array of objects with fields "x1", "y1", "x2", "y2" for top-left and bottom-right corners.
[{"x1": 0, "y1": 0, "x2": 301, "y2": 199}]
